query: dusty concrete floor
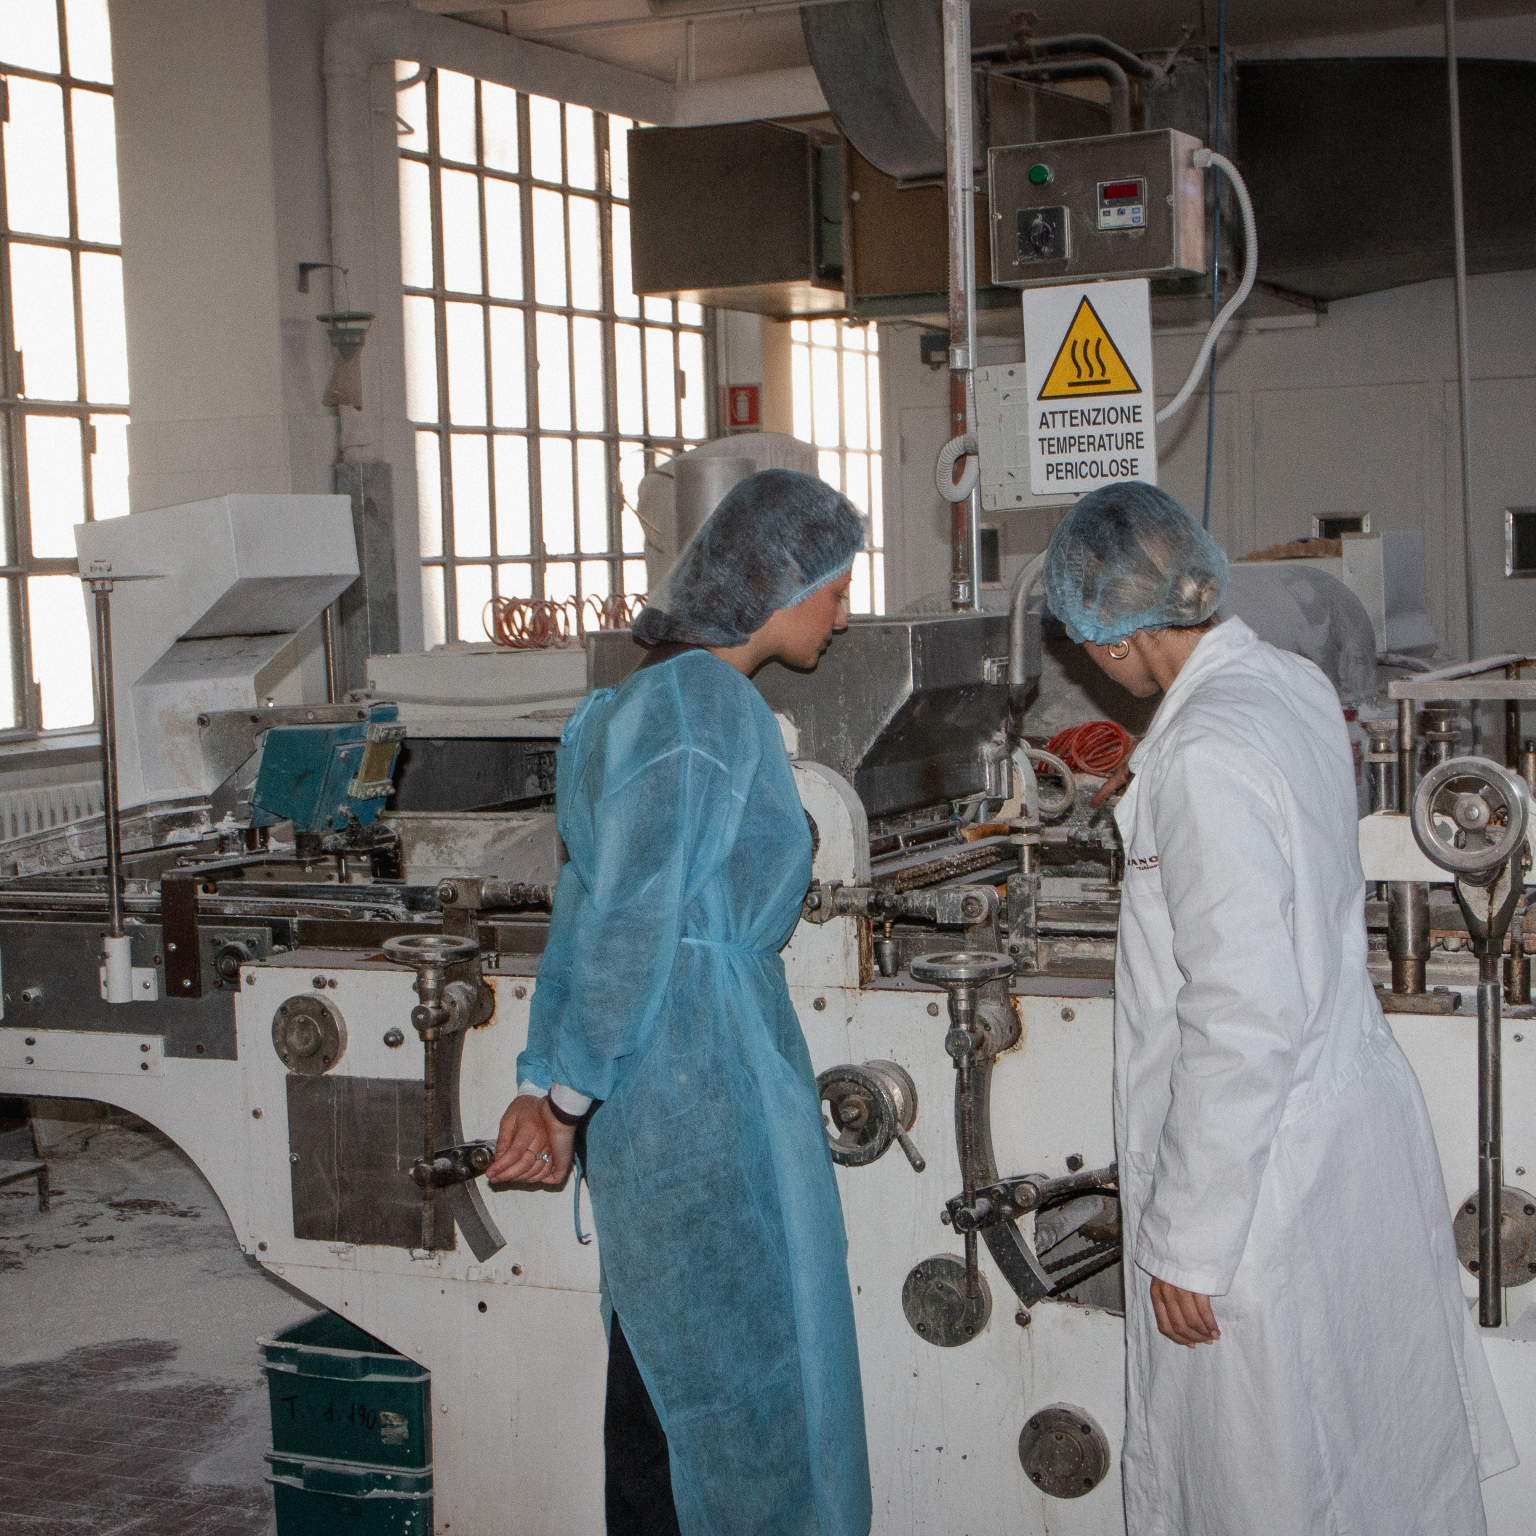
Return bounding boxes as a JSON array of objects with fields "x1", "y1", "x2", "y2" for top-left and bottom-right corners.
[{"x1": 0, "y1": 1118, "x2": 318, "y2": 1535}]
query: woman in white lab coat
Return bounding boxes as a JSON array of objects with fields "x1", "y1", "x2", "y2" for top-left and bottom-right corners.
[{"x1": 1041, "y1": 483, "x2": 1515, "y2": 1536}]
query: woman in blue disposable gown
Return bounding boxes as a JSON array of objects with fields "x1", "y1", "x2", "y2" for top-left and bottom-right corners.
[
  {"x1": 486, "y1": 468, "x2": 873, "y2": 1536},
  {"x1": 1043, "y1": 483, "x2": 1514, "y2": 1536}
]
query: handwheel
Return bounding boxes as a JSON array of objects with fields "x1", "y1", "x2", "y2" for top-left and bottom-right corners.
[{"x1": 1411, "y1": 757, "x2": 1530, "y2": 877}]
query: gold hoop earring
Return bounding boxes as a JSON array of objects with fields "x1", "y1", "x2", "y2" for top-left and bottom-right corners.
[{"x1": 1108, "y1": 640, "x2": 1131, "y2": 660}]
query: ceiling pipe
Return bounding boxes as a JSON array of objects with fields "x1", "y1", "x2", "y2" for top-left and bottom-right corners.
[
  {"x1": 986, "y1": 58, "x2": 1132, "y2": 135},
  {"x1": 972, "y1": 32, "x2": 1162, "y2": 82}
]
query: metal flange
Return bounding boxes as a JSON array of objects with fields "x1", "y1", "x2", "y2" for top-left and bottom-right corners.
[
  {"x1": 1018, "y1": 1405, "x2": 1112, "y2": 1498},
  {"x1": 271, "y1": 995, "x2": 345, "y2": 1075},
  {"x1": 902, "y1": 1254, "x2": 991, "y2": 1345},
  {"x1": 1454, "y1": 1186, "x2": 1536, "y2": 1288}
]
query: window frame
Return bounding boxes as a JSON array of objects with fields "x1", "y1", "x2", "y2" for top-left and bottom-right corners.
[
  {"x1": 790, "y1": 317, "x2": 884, "y2": 615},
  {"x1": 0, "y1": 4, "x2": 127, "y2": 738},
  {"x1": 399, "y1": 69, "x2": 717, "y2": 643}
]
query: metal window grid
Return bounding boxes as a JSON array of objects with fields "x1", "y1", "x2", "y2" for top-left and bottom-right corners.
[
  {"x1": 0, "y1": 0, "x2": 126, "y2": 734},
  {"x1": 400, "y1": 70, "x2": 715, "y2": 644},
  {"x1": 790, "y1": 318, "x2": 884, "y2": 615}
]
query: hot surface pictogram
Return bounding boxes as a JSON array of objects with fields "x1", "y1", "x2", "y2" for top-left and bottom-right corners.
[{"x1": 1037, "y1": 295, "x2": 1141, "y2": 399}]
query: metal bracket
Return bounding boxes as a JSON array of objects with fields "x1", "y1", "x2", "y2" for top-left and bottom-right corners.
[
  {"x1": 161, "y1": 870, "x2": 203, "y2": 999},
  {"x1": 96, "y1": 965, "x2": 159, "y2": 1003},
  {"x1": 944, "y1": 1163, "x2": 1118, "y2": 1236},
  {"x1": 411, "y1": 1140, "x2": 496, "y2": 1190}
]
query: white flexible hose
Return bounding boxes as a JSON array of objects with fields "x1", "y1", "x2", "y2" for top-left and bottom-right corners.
[
  {"x1": 1025, "y1": 747, "x2": 1077, "y2": 820},
  {"x1": 936, "y1": 432, "x2": 979, "y2": 503},
  {"x1": 1010, "y1": 744, "x2": 1040, "y2": 822},
  {"x1": 1155, "y1": 150, "x2": 1258, "y2": 425}
]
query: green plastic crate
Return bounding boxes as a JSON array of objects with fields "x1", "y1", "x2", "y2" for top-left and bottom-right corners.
[
  {"x1": 267, "y1": 1452, "x2": 432, "y2": 1536},
  {"x1": 262, "y1": 1311, "x2": 432, "y2": 1470}
]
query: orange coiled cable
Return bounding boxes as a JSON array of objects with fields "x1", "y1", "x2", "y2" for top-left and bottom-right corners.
[{"x1": 1046, "y1": 721, "x2": 1135, "y2": 778}]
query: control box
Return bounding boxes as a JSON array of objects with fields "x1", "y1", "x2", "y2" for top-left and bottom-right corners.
[{"x1": 989, "y1": 128, "x2": 1205, "y2": 288}]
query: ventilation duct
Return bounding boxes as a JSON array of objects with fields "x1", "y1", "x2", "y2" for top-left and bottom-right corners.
[{"x1": 800, "y1": 0, "x2": 948, "y2": 180}]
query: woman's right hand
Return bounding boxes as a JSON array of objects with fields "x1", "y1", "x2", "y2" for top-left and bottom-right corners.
[
  {"x1": 486, "y1": 1095, "x2": 576, "y2": 1187},
  {"x1": 1090, "y1": 747, "x2": 1138, "y2": 808}
]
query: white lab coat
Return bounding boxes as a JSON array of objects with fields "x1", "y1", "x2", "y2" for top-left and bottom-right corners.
[{"x1": 1111, "y1": 617, "x2": 1515, "y2": 1536}]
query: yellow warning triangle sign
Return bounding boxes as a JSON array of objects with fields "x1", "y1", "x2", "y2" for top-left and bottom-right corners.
[{"x1": 1037, "y1": 295, "x2": 1141, "y2": 399}]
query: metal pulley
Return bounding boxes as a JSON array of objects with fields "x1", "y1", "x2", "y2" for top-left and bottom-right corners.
[
  {"x1": 817, "y1": 1060, "x2": 925, "y2": 1171},
  {"x1": 1411, "y1": 756, "x2": 1530, "y2": 879}
]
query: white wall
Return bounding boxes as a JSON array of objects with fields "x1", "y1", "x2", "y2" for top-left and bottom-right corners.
[
  {"x1": 110, "y1": 0, "x2": 338, "y2": 511},
  {"x1": 880, "y1": 270, "x2": 1536, "y2": 678}
]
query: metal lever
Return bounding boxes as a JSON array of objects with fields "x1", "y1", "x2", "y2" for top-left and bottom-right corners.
[
  {"x1": 87, "y1": 576, "x2": 131, "y2": 1001},
  {"x1": 911, "y1": 951, "x2": 1017, "y2": 1303},
  {"x1": 892, "y1": 1124, "x2": 926, "y2": 1174},
  {"x1": 411, "y1": 1140, "x2": 496, "y2": 1190},
  {"x1": 945, "y1": 1163, "x2": 1119, "y2": 1236},
  {"x1": 383, "y1": 933, "x2": 503, "y2": 1260}
]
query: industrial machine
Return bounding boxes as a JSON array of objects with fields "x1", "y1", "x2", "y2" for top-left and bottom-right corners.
[
  {"x1": 2, "y1": 477, "x2": 1534, "y2": 1531},
  {"x1": 3, "y1": 9, "x2": 1534, "y2": 1523}
]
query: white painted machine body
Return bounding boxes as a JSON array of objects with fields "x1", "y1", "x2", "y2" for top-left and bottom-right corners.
[
  {"x1": 4, "y1": 761, "x2": 1535, "y2": 1534},
  {"x1": 73, "y1": 495, "x2": 358, "y2": 810}
]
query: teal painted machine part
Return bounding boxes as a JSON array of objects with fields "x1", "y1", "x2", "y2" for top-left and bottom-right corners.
[{"x1": 250, "y1": 703, "x2": 402, "y2": 834}]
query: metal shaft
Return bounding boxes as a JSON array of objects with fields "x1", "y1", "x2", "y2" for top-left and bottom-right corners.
[
  {"x1": 1397, "y1": 698, "x2": 1418, "y2": 811},
  {"x1": 1507, "y1": 904, "x2": 1531, "y2": 1007},
  {"x1": 1387, "y1": 882, "x2": 1430, "y2": 994},
  {"x1": 1478, "y1": 952, "x2": 1503, "y2": 1326},
  {"x1": 1367, "y1": 756, "x2": 1397, "y2": 815},
  {"x1": 944, "y1": 979, "x2": 983, "y2": 1298},
  {"x1": 1445, "y1": 0, "x2": 1479, "y2": 745},
  {"x1": 322, "y1": 601, "x2": 340, "y2": 704},
  {"x1": 943, "y1": 0, "x2": 980, "y2": 612},
  {"x1": 421, "y1": 1034, "x2": 437, "y2": 1251},
  {"x1": 91, "y1": 584, "x2": 124, "y2": 939},
  {"x1": 1507, "y1": 663, "x2": 1522, "y2": 769}
]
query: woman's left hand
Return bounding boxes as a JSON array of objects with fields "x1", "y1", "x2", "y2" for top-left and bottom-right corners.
[{"x1": 486, "y1": 1095, "x2": 577, "y2": 1186}]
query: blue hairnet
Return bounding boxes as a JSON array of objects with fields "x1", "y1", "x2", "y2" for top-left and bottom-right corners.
[
  {"x1": 633, "y1": 468, "x2": 865, "y2": 647},
  {"x1": 1042, "y1": 482, "x2": 1230, "y2": 645}
]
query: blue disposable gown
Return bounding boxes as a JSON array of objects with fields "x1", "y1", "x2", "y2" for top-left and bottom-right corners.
[{"x1": 518, "y1": 649, "x2": 872, "y2": 1536}]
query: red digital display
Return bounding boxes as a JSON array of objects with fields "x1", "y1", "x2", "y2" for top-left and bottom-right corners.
[{"x1": 1102, "y1": 180, "x2": 1142, "y2": 202}]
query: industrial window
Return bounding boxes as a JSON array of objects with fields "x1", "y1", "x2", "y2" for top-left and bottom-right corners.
[
  {"x1": 398, "y1": 68, "x2": 713, "y2": 645},
  {"x1": 791, "y1": 319, "x2": 883, "y2": 615},
  {"x1": 0, "y1": 0, "x2": 127, "y2": 734}
]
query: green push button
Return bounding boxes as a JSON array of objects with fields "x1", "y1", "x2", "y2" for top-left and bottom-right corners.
[{"x1": 1028, "y1": 163, "x2": 1052, "y2": 185}]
